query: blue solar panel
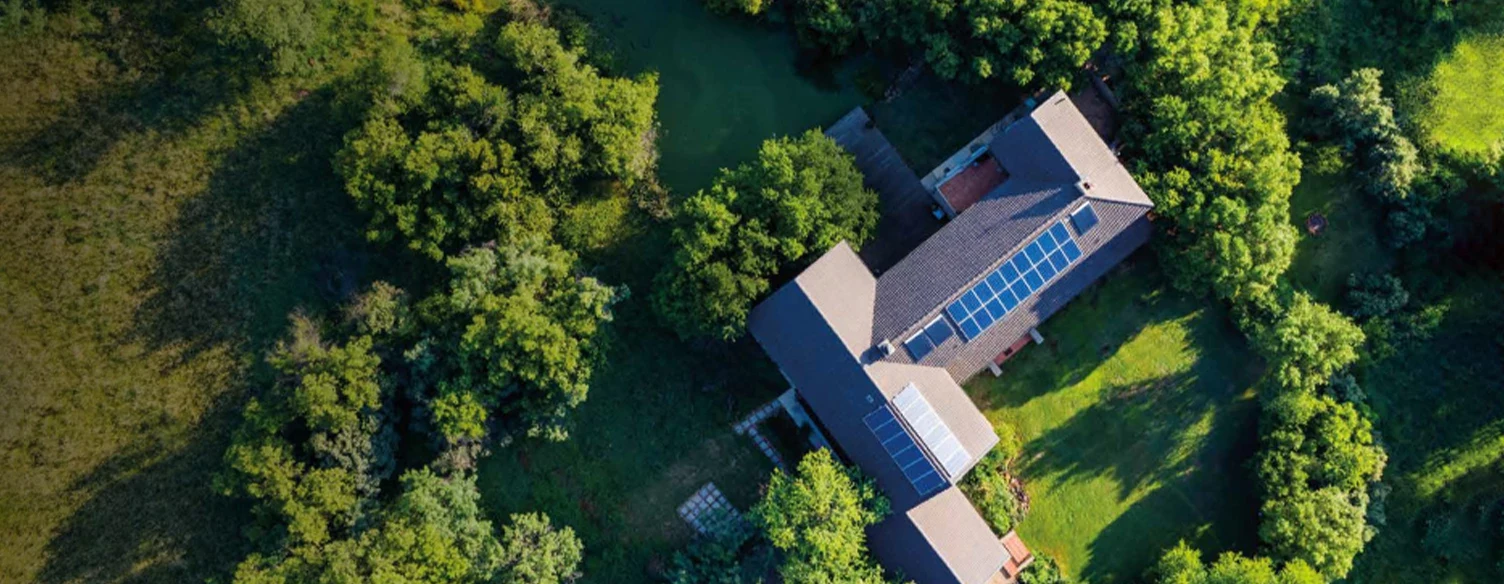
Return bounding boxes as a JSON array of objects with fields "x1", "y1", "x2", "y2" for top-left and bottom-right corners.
[
  {"x1": 944, "y1": 220, "x2": 1084, "y2": 341},
  {"x1": 863, "y1": 406, "x2": 946, "y2": 496},
  {"x1": 904, "y1": 333, "x2": 935, "y2": 361},
  {"x1": 998, "y1": 262, "x2": 1019, "y2": 282}
]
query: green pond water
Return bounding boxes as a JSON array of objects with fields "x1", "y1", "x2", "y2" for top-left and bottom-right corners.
[{"x1": 559, "y1": 0, "x2": 862, "y2": 192}]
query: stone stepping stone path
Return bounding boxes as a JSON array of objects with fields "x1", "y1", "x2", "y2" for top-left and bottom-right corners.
[
  {"x1": 733, "y1": 400, "x2": 788, "y2": 472},
  {"x1": 677, "y1": 482, "x2": 744, "y2": 536}
]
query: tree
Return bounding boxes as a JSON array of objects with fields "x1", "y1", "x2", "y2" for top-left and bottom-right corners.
[
  {"x1": 230, "y1": 469, "x2": 582, "y2": 584},
  {"x1": 1121, "y1": 2, "x2": 1301, "y2": 308},
  {"x1": 410, "y1": 237, "x2": 622, "y2": 454},
  {"x1": 216, "y1": 321, "x2": 395, "y2": 548},
  {"x1": 1259, "y1": 487, "x2": 1370, "y2": 581},
  {"x1": 210, "y1": 0, "x2": 337, "y2": 74},
  {"x1": 653, "y1": 130, "x2": 876, "y2": 340},
  {"x1": 1344, "y1": 272, "x2": 1408, "y2": 320},
  {"x1": 1151, "y1": 541, "x2": 1322, "y2": 584},
  {"x1": 497, "y1": 513, "x2": 584, "y2": 584},
  {"x1": 337, "y1": 20, "x2": 658, "y2": 259},
  {"x1": 1249, "y1": 292, "x2": 1366, "y2": 394},
  {"x1": 1309, "y1": 69, "x2": 1422, "y2": 204},
  {"x1": 751, "y1": 449, "x2": 890, "y2": 584}
]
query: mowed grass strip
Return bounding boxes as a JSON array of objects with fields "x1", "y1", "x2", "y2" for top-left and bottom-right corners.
[{"x1": 966, "y1": 260, "x2": 1262, "y2": 583}]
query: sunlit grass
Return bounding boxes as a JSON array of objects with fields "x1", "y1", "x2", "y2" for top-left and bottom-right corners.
[
  {"x1": 1423, "y1": 33, "x2": 1504, "y2": 155},
  {"x1": 965, "y1": 260, "x2": 1262, "y2": 583}
]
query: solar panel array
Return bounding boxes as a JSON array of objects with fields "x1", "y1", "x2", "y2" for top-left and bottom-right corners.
[
  {"x1": 945, "y1": 220, "x2": 1083, "y2": 341},
  {"x1": 864, "y1": 405, "x2": 947, "y2": 496},
  {"x1": 902, "y1": 318, "x2": 956, "y2": 362},
  {"x1": 893, "y1": 384, "x2": 971, "y2": 478}
]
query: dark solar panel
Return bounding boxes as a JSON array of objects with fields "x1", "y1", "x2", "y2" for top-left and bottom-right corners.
[
  {"x1": 904, "y1": 333, "x2": 935, "y2": 361},
  {"x1": 945, "y1": 219, "x2": 1084, "y2": 341},
  {"x1": 1071, "y1": 202, "x2": 1099, "y2": 233},
  {"x1": 923, "y1": 318, "x2": 955, "y2": 345},
  {"x1": 863, "y1": 406, "x2": 946, "y2": 497}
]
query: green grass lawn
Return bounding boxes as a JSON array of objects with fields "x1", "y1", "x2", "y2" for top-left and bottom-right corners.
[
  {"x1": 1285, "y1": 157, "x2": 1391, "y2": 305},
  {"x1": 965, "y1": 259, "x2": 1262, "y2": 583},
  {"x1": 1421, "y1": 32, "x2": 1504, "y2": 155},
  {"x1": 1347, "y1": 277, "x2": 1504, "y2": 583}
]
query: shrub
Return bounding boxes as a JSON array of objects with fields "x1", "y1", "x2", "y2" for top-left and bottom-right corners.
[{"x1": 1345, "y1": 272, "x2": 1409, "y2": 320}]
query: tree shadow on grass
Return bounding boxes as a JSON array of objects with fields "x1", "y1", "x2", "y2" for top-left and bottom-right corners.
[
  {"x1": 8, "y1": 0, "x2": 255, "y2": 186},
  {"x1": 36, "y1": 397, "x2": 252, "y2": 584},
  {"x1": 34, "y1": 86, "x2": 374, "y2": 584},
  {"x1": 127, "y1": 86, "x2": 372, "y2": 364}
]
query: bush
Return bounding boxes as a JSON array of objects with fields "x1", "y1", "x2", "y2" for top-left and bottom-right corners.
[
  {"x1": 961, "y1": 425, "x2": 1024, "y2": 534},
  {"x1": 1345, "y1": 272, "x2": 1409, "y2": 320},
  {"x1": 1019, "y1": 553, "x2": 1069, "y2": 584}
]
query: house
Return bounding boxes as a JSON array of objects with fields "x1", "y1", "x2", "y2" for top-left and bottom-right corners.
[{"x1": 747, "y1": 92, "x2": 1153, "y2": 584}]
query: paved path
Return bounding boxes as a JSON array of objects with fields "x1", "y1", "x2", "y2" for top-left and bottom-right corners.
[
  {"x1": 825, "y1": 108, "x2": 944, "y2": 274},
  {"x1": 676, "y1": 483, "x2": 744, "y2": 536},
  {"x1": 733, "y1": 400, "x2": 788, "y2": 472}
]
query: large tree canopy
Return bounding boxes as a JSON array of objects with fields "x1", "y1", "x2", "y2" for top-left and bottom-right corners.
[
  {"x1": 653, "y1": 130, "x2": 876, "y2": 341},
  {"x1": 337, "y1": 20, "x2": 657, "y2": 259},
  {"x1": 1122, "y1": 2, "x2": 1300, "y2": 308},
  {"x1": 217, "y1": 323, "x2": 395, "y2": 548},
  {"x1": 790, "y1": 0, "x2": 1106, "y2": 90},
  {"x1": 231, "y1": 470, "x2": 582, "y2": 584},
  {"x1": 411, "y1": 237, "x2": 621, "y2": 449},
  {"x1": 1152, "y1": 541, "x2": 1323, "y2": 584},
  {"x1": 751, "y1": 449, "x2": 890, "y2": 584}
]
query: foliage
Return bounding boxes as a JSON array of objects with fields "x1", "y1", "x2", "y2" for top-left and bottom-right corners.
[
  {"x1": 960, "y1": 435, "x2": 1024, "y2": 535},
  {"x1": 668, "y1": 516, "x2": 761, "y2": 584},
  {"x1": 703, "y1": 0, "x2": 767, "y2": 16},
  {"x1": 1309, "y1": 68, "x2": 1421, "y2": 203},
  {"x1": 209, "y1": 0, "x2": 341, "y2": 75},
  {"x1": 337, "y1": 20, "x2": 658, "y2": 259},
  {"x1": 1121, "y1": 2, "x2": 1300, "y2": 309},
  {"x1": 409, "y1": 237, "x2": 622, "y2": 451},
  {"x1": 1248, "y1": 291, "x2": 1366, "y2": 394},
  {"x1": 1018, "y1": 553, "x2": 1070, "y2": 584},
  {"x1": 1255, "y1": 391, "x2": 1385, "y2": 580},
  {"x1": 653, "y1": 130, "x2": 876, "y2": 341},
  {"x1": 788, "y1": 0, "x2": 1107, "y2": 90},
  {"x1": 216, "y1": 323, "x2": 395, "y2": 548},
  {"x1": 1150, "y1": 541, "x2": 1322, "y2": 584},
  {"x1": 1258, "y1": 487, "x2": 1371, "y2": 580},
  {"x1": 230, "y1": 469, "x2": 582, "y2": 584},
  {"x1": 751, "y1": 449, "x2": 890, "y2": 584},
  {"x1": 1344, "y1": 272, "x2": 1408, "y2": 320}
]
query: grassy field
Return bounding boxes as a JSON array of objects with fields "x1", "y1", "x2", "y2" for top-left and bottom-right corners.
[
  {"x1": 1421, "y1": 32, "x2": 1504, "y2": 154},
  {"x1": 965, "y1": 259, "x2": 1263, "y2": 583},
  {"x1": 1347, "y1": 277, "x2": 1504, "y2": 583},
  {"x1": 0, "y1": 4, "x2": 787, "y2": 583},
  {"x1": 1285, "y1": 156, "x2": 1391, "y2": 305}
]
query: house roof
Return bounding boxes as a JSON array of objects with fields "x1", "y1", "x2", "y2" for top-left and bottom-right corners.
[{"x1": 747, "y1": 93, "x2": 1153, "y2": 584}]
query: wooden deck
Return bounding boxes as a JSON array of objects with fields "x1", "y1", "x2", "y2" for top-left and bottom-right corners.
[{"x1": 825, "y1": 107, "x2": 945, "y2": 274}]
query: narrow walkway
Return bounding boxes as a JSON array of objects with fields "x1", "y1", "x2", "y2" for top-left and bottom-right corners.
[
  {"x1": 825, "y1": 108, "x2": 944, "y2": 274},
  {"x1": 733, "y1": 400, "x2": 788, "y2": 472}
]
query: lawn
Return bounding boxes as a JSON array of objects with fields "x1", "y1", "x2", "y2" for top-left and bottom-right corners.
[
  {"x1": 1420, "y1": 31, "x2": 1504, "y2": 155},
  {"x1": 965, "y1": 259, "x2": 1263, "y2": 583},
  {"x1": 1346, "y1": 277, "x2": 1504, "y2": 583},
  {"x1": 1284, "y1": 156, "x2": 1391, "y2": 305}
]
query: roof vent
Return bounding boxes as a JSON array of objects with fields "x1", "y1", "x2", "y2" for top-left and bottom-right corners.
[
  {"x1": 877, "y1": 340, "x2": 895, "y2": 357},
  {"x1": 1076, "y1": 179, "x2": 1093, "y2": 194}
]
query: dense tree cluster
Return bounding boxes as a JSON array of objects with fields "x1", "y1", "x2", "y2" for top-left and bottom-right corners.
[
  {"x1": 1306, "y1": 68, "x2": 1452, "y2": 249},
  {"x1": 1152, "y1": 541, "x2": 1322, "y2": 584},
  {"x1": 653, "y1": 129, "x2": 876, "y2": 340},
  {"x1": 231, "y1": 470, "x2": 582, "y2": 584},
  {"x1": 1121, "y1": 1, "x2": 1300, "y2": 309},
  {"x1": 407, "y1": 239, "x2": 621, "y2": 451},
  {"x1": 337, "y1": 20, "x2": 658, "y2": 259},
  {"x1": 780, "y1": 0, "x2": 1106, "y2": 90}
]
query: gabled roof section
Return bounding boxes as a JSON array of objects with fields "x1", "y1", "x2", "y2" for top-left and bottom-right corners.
[
  {"x1": 870, "y1": 92, "x2": 1152, "y2": 351},
  {"x1": 869, "y1": 487, "x2": 1008, "y2": 584}
]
